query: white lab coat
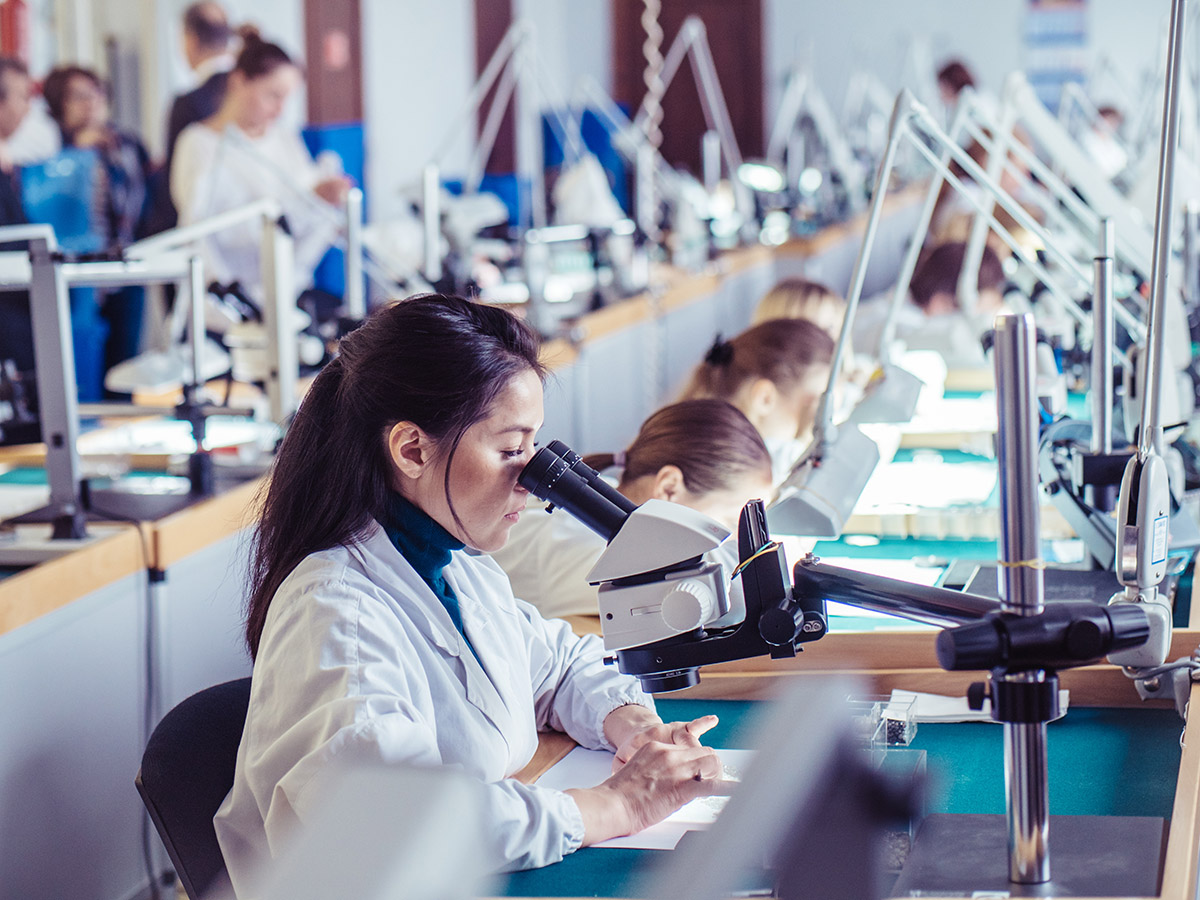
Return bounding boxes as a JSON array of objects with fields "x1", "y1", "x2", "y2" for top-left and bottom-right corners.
[
  {"x1": 214, "y1": 521, "x2": 653, "y2": 895},
  {"x1": 491, "y1": 498, "x2": 746, "y2": 626},
  {"x1": 854, "y1": 291, "x2": 987, "y2": 370},
  {"x1": 170, "y1": 121, "x2": 338, "y2": 302}
]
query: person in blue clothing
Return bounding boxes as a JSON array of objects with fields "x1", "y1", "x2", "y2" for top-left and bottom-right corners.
[{"x1": 43, "y1": 65, "x2": 155, "y2": 390}]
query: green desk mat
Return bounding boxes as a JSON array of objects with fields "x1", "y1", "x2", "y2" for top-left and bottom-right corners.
[
  {"x1": 0, "y1": 468, "x2": 49, "y2": 485},
  {"x1": 495, "y1": 699, "x2": 1183, "y2": 898},
  {"x1": 941, "y1": 390, "x2": 1088, "y2": 420},
  {"x1": 813, "y1": 536, "x2": 998, "y2": 561}
]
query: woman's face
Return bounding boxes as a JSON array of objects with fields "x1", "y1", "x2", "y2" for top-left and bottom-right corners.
[
  {"x1": 787, "y1": 365, "x2": 831, "y2": 441},
  {"x1": 61, "y1": 74, "x2": 107, "y2": 134},
  {"x1": 231, "y1": 64, "x2": 299, "y2": 136},
  {"x1": 420, "y1": 368, "x2": 544, "y2": 553},
  {"x1": 738, "y1": 366, "x2": 830, "y2": 442}
]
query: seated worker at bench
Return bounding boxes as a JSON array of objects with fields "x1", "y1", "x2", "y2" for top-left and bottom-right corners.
[{"x1": 215, "y1": 295, "x2": 723, "y2": 892}]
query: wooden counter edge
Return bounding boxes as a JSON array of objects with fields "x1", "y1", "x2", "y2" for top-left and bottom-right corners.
[
  {"x1": 513, "y1": 730, "x2": 578, "y2": 785},
  {"x1": 152, "y1": 477, "x2": 266, "y2": 570},
  {"x1": 0, "y1": 525, "x2": 147, "y2": 636},
  {"x1": 1159, "y1": 683, "x2": 1200, "y2": 900},
  {"x1": 774, "y1": 182, "x2": 929, "y2": 258}
]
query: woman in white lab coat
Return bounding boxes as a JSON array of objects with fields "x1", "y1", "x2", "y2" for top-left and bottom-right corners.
[
  {"x1": 679, "y1": 317, "x2": 834, "y2": 486},
  {"x1": 214, "y1": 295, "x2": 722, "y2": 893},
  {"x1": 170, "y1": 28, "x2": 350, "y2": 302},
  {"x1": 491, "y1": 399, "x2": 773, "y2": 627}
]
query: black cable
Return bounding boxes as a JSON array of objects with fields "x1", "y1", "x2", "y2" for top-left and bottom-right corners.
[{"x1": 86, "y1": 504, "x2": 165, "y2": 900}]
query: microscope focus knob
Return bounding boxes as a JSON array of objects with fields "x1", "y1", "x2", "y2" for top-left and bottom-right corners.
[{"x1": 661, "y1": 580, "x2": 716, "y2": 633}]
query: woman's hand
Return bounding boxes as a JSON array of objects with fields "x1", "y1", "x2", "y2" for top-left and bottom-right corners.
[
  {"x1": 314, "y1": 175, "x2": 352, "y2": 206},
  {"x1": 603, "y1": 704, "x2": 719, "y2": 772},
  {"x1": 566, "y1": 739, "x2": 723, "y2": 845},
  {"x1": 612, "y1": 716, "x2": 719, "y2": 772}
]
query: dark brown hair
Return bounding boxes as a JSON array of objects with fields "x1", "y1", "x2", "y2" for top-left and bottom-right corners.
[
  {"x1": 910, "y1": 241, "x2": 1005, "y2": 311},
  {"x1": 937, "y1": 60, "x2": 976, "y2": 97},
  {"x1": 233, "y1": 26, "x2": 295, "y2": 81},
  {"x1": 245, "y1": 294, "x2": 544, "y2": 659},
  {"x1": 583, "y1": 399, "x2": 771, "y2": 496},
  {"x1": 682, "y1": 318, "x2": 835, "y2": 402},
  {"x1": 42, "y1": 66, "x2": 104, "y2": 126}
]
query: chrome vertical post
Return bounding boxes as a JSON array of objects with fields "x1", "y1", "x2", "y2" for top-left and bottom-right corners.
[
  {"x1": 344, "y1": 187, "x2": 365, "y2": 318},
  {"x1": 27, "y1": 235, "x2": 86, "y2": 538},
  {"x1": 422, "y1": 164, "x2": 442, "y2": 285},
  {"x1": 993, "y1": 312, "x2": 1050, "y2": 884},
  {"x1": 260, "y1": 212, "x2": 297, "y2": 424},
  {"x1": 1092, "y1": 218, "x2": 1114, "y2": 456},
  {"x1": 1184, "y1": 204, "x2": 1200, "y2": 308},
  {"x1": 188, "y1": 254, "x2": 206, "y2": 392}
]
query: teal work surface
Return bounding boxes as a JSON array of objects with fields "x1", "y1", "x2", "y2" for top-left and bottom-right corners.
[{"x1": 493, "y1": 699, "x2": 1183, "y2": 898}]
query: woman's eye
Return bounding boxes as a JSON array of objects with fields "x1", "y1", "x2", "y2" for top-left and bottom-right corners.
[{"x1": 502, "y1": 449, "x2": 525, "y2": 459}]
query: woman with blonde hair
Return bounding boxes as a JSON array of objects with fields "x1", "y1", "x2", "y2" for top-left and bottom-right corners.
[{"x1": 751, "y1": 277, "x2": 845, "y2": 340}]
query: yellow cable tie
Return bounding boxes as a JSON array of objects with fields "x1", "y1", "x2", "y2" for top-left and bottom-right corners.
[{"x1": 995, "y1": 558, "x2": 1047, "y2": 570}]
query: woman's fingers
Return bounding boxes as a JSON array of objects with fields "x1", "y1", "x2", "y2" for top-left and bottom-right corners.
[
  {"x1": 683, "y1": 715, "x2": 719, "y2": 739},
  {"x1": 604, "y1": 741, "x2": 727, "y2": 835}
]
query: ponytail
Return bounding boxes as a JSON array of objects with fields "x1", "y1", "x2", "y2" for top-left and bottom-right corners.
[
  {"x1": 681, "y1": 319, "x2": 834, "y2": 403},
  {"x1": 232, "y1": 25, "x2": 295, "y2": 81},
  {"x1": 580, "y1": 452, "x2": 617, "y2": 472}
]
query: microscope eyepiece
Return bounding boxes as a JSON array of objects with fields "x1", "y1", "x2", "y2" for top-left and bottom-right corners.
[
  {"x1": 545, "y1": 440, "x2": 639, "y2": 516},
  {"x1": 518, "y1": 444, "x2": 634, "y2": 543}
]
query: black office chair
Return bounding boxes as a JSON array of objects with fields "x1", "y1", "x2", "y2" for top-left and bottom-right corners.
[{"x1": 136, "y1": 677, "x2": 252, "y2": 900}]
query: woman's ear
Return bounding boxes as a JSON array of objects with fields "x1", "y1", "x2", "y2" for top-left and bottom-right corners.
[
  {"x1": 387, "y1": 422, "x2": 432, "y2": 480},
  {"x1": 650, "y1": 464, "x2": 687, "y2": 503},
  {"x1": 746, "y1": 377, "x2": 779, "y2": 420}
]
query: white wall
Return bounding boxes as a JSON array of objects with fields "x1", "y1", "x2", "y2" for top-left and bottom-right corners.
[
  {"x1": 517, "y1": 0, "x2": 611, "y2": 98},
  {"x1": 1086, "y1": 0, "x2": 1173, "y2": 110},
  {"x1": 764, "y1": 1, "x2": 1023, "y2": 144},
  {"x1": 763, "y1": 1, "x2": 1178, "y2": 151},
  {"x1": 361, "y1": 0, "x2": 474, "y2": 223}
]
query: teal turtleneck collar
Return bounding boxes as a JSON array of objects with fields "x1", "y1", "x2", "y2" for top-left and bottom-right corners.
[{"x1": 382, "y1": 492, "x2": 473, "y2": 647}]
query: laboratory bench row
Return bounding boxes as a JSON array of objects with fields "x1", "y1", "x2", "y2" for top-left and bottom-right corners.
[{"x1": 6, "y1": 186, "x2": 1189, "y2": 900}]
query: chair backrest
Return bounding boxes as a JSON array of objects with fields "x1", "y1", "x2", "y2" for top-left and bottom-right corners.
[{"x1": 136, "y1": 677, "x2": 252, "y2": 900}]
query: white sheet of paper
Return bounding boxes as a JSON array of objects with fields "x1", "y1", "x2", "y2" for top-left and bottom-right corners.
[
  {"x1": 855, "y1": 459, "x2": 998, "y2": 511},
  {"x1": 902, "y1": 395, "x2": 998, "y2": 435},
  {"x1": 535, "y1": 746, "x2": 755, "y2": 850},
  {"x1": 891, "y1": 688, "x2": 1071, "y2": 723}
]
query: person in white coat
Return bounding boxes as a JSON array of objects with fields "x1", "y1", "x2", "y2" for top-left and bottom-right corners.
[
  {"x1": 491, "y1": 399, "x2": 773, "y2": 627},
  {"x1": 214, "y1": 294, "x2": 723, "y2": 895},
  {"x1": 170, "y1": 29, "x2": 350, "y2": 303},
  {"x1": 679, "y1": 318, "x2": 834, "y2": 486},
  {"x1": 853, "y1": 241, "x2": 1006, "y2": 368}
]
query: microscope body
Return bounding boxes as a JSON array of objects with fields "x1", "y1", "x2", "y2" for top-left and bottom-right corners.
[
  {"x1": 517, "y1": 441, "x2": 826, "y2": 692},
  {"x1": 588, "y1": 499, "x2": 732, "y2": 650}
]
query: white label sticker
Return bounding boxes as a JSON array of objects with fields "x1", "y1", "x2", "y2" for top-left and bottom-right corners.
[{"x1": 1152, "y1": 514, "x2": 1169, "y2": 565}]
